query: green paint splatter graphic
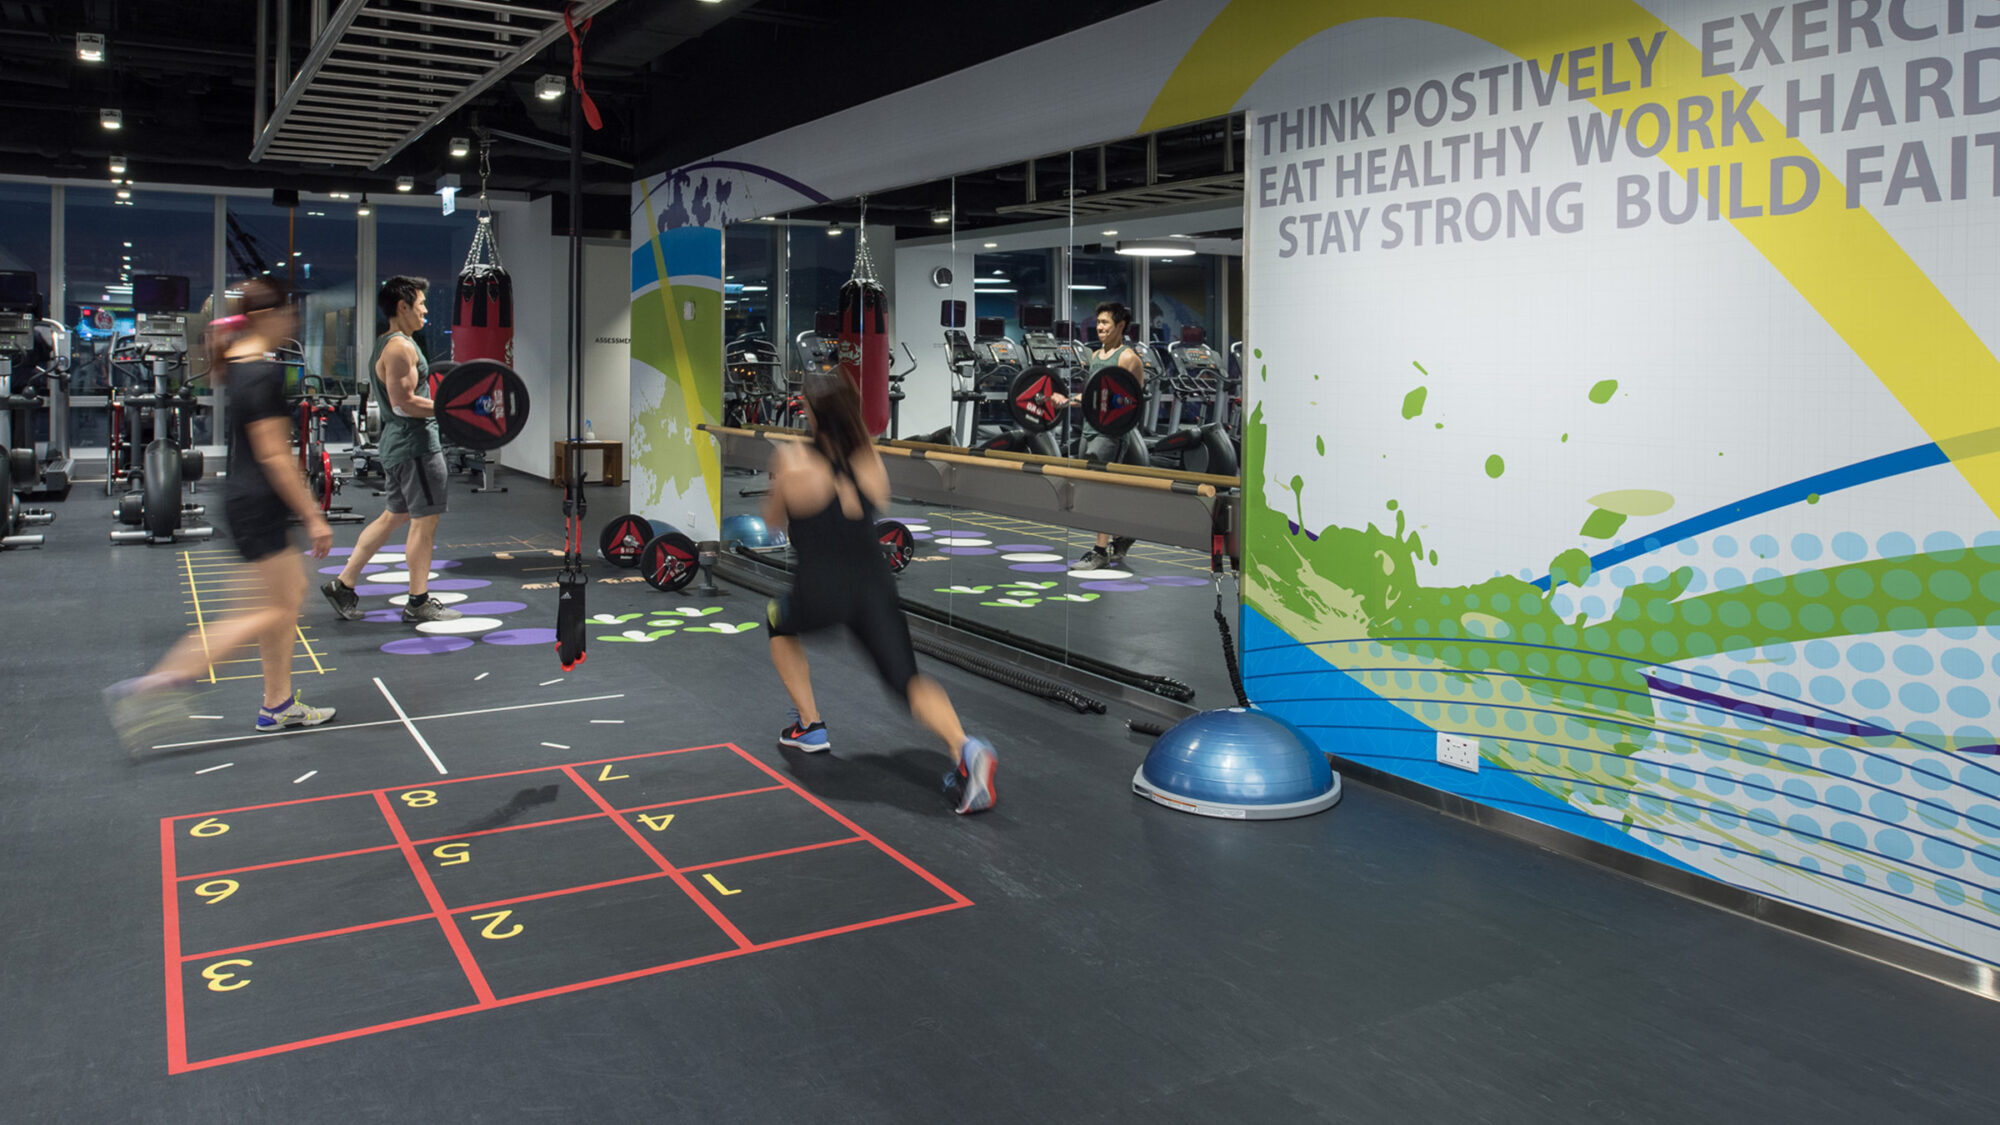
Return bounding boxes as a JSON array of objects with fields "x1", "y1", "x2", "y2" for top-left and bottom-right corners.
[
  {"x1": 1579, "y1": 509, "x2": 1628, "y2": 539},
  {"x1": 1413, "y1": 361, "x2": 1429, "y2": 376},
  {"x1": 1316, "y1": 435, "x2": 1325, "y2": 456},
  {"x1": 1807, "y1": 492, "x2": 1821, "y2": 504},
  {"x1": 1485, "y1": 454, "x2": 1505, "y2": 478},
  {"x1": 1588, "y1": 379, "x2": 1619, "y2": 404},
  {"x1": 1402, "y1": 387, "x2": 1428, "y2": 419}
]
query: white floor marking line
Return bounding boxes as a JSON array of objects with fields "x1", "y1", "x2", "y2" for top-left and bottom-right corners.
[
  {"x1": 590, "y1": 719, "x2": 624, "y2": 724},
  {"x1": 195, "y1": 763, "x2": 234, "y2": 774},
  {"x1": 374, "y1": 677, "x2": 447, "y2": 776},
  {"x1": 475, "y1": 672, "x2": 490, "y2": 681},
  {"x1": 294, "y1": 771, "x2": 317, "y2": 784},
  {"x1": 189, "y1": 715, "x2": 224, "y2": 720},
  {"x1": 541, "y1": 742, "x2": 570, "y2": 750},
  {"x1": 540, "y1": 678, "x2": 564, "y2": 686},
  {"x1": 148, "y1": 694, "x2": 629, "y2": 751}
]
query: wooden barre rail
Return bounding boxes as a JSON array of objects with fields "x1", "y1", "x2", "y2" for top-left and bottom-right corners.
[
  {"x1": 881, "y1": 438, "x2": 1241, "y2": 489},
  {"x1": 699, "y1": 424, "x2": 1220, "y2": 498}
]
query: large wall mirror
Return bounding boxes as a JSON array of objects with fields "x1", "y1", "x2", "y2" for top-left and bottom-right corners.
[{"x1": 716, "y1": 115, "x2": 1248, "y2": 706}]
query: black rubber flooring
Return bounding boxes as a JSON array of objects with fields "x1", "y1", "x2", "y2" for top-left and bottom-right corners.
[{"x1": 4, "y1": 466, "x2": 1999, "y2": 1122}]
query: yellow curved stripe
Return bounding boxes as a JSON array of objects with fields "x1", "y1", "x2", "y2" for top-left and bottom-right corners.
[
  {"x1": 1147, "y1": 0, "x2": 2000, "y2": 517},
  {"x1": 639, "y1": 193, "x2": 724, "y2": 526}
]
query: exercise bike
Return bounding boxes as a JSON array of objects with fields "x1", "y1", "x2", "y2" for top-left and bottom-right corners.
[
  {"x1": 0, "y1": 297, "x2": 55, "y2": 550},
  {"x1": 109, "y1": 312, "x2": 211, "y2": 545},
  {"x1": 293, "y1": 372, "x2": 365, "y2": 524}
]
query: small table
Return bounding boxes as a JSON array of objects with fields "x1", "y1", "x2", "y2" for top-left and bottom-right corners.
[{"x1": 552, "y1": 440, "x2": 623, "y2": 487}]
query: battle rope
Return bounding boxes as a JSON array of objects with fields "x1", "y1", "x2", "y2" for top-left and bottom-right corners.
[{"x1": 555, "y1": 2, "x2": 602, "y2": 670}]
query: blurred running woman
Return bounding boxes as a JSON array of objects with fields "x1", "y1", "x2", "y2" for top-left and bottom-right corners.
[{"x1": 105, "y1": 278, "x2": 336, "y2": 746}]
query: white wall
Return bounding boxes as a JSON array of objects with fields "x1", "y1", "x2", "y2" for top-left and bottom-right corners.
[
  {"x1": 496, "y1": 200, "x2": 630, "y2": 482},
  {"x1": 890, "y1": 242, "x2": 977, "y2": 439}
]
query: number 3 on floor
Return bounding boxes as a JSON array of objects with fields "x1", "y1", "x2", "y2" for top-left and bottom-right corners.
[{"x1": 202, "y1": 959, "x2": 252, "y2": 992}]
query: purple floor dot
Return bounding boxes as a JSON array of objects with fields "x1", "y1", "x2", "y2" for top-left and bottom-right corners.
[
  {"x1": 363, "y1": 609, "x2": 404, "y2": 623},
  {"x1": 424, "y1": 578, "x2": 493, "y2": 592},
  {"x1": 452, "y1": 601, "x2": 528, "y2": 616},
  {"x1": 382, "y1": 636, "x2": 473, "y2": 655},
  {"x1": 430, "y1": 559, "x2": 463, "y2": 569},
  {"x1": 1009, "y1": 562, "x2": 1071, "y2": 573},
  {"x1": 326, "y1": 547, "x2": 354, "y2": 557},
  {"x1": 352, "y1": 583, "x2": 404, "y2": 596},
  {"x1": 938, "y1": 546, "x2": 997, "y2": 556},
  {"x1": 482, "y1": 627, "x2": 559, "y2": 646},
  {"x1": 319, "y1": 563, "x2": 385, "y2": 576},
  {"x1": 912, "y1": 532, "x2": 934, "y2": 541},
  {"x1": 1079, "y1": 580, "x2": 1148, "y2": 593},
  {"x1": 1142, "y1": 576, "x2": 1209, "y2": 586},
  {"x1": 994, "y1": 544, "x2": 1050, "y2": 552}
]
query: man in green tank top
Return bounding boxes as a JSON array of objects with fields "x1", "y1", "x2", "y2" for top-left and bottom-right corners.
[
  {"x1": 321, "y1": 276, "x2": 462, "y2": 624},
  {"x1": 1073, "y1": 300, "x2": 1148, "y2": 571}
]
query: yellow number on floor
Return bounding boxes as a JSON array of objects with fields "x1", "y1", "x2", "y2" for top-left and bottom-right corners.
[
  {"x1": 597, "y1": 764, "x2": 629, "y2": 782},
  {"x1": 470, "y1": 910, "x2": 523, "y2": 940},
  {"x1": 702, "y1": 873, "x2": 741, "y2": 896},
  {"x1": 194, "y1": 879, "x2": 239, "y2": 905},
  {"x1": 202, "y1": 959, "x2": 252, "y2": 992},
  {"x1": 637, "y1": 812, "x2": 675, "y2": 832},
  {"x1": 188, "y1": 817, "x2": 229, "y2": 838},
  {"x1": 400, "y1": 790, "x2": 438, "y2": 809},
  {"x1": 432, "y1": 843, "x2": 471, "y2": 866}
]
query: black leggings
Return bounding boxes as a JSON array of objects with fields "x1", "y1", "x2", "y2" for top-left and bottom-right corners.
[{"x1": 768, "y1": 575, "x2": 919, "y2": 697}]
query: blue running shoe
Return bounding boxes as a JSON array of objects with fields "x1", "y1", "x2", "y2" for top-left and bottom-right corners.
[
  {"x1": 779, "y1": 709, "x2": 830, "y2": 751},
  {"x1": 257, "y1": 692, "x2": 336, "y2": 733},
  {"x1": 955, "y1": 737, "x2": 997, "y2": 815},
  {"x1": 103, "y1": 674, "x2": 192, "y2": 753}
]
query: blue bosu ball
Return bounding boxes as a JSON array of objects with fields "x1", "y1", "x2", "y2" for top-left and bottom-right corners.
[
  {"x1": 1132, "y1": 707, "x2": 1342, "y2": 820},
  {"x1": 721, "y1": 514, "x2": 777, "y2": 548}
]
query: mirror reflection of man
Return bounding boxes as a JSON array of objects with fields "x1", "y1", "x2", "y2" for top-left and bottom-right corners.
[{"x1": 1071, "y1": 301, "x2": 1146, "y2": 571}]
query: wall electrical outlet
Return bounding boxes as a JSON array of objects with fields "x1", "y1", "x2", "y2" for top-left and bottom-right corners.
[{"x1": 1436, "y1": 732, "x2": 1480, "y2": 772}]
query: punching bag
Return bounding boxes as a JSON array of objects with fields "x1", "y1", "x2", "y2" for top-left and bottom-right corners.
[
  {"x1": 837, "y1": 278, "x2": 890, "y2": 435},
  {"x1": 452, "y1": 215, "x2": 514, "y2": 367}
]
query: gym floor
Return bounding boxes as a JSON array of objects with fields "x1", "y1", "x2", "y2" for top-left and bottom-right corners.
[{"x1": 4, "y1": 467, "x2": 1999, "y2": 1122}]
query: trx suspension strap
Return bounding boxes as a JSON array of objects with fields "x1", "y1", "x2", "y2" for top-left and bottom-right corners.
[{"x1": 555, "y1": 3, "x2": 600, "y2": 670}]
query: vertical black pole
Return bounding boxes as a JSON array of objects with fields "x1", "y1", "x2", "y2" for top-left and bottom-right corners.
[{"x1": 568, "y1": 78, "x2": 584, "y2": 496}]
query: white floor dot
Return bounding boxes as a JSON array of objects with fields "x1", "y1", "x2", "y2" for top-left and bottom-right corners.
[
  {"x1": 1070, "y1": 568, "x2": 1134, "y2": 579},
  {"x1": 371, "y1": 570, "x2": 442, "y2": 585},
  {"x1": 1002, "y1": 553, "x2": 1064, "y2": 563},
  {"x1": 414, "y1": 616, "x2": 504, "y2": 635},
  {"x1": 371, "y1": 553, "x2": 407, "y2": 565},
  {"x1": 933, "y1": 537, "x2": 992, "y2": 547},
  {"x1": 389, "y1": 591, "x2": 468, "y2": 606}
]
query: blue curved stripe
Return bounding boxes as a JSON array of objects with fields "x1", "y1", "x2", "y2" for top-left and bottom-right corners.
[
  {"x1": 1532, "y1": 439, "x2": 1957, "y2": 590},
  {"x1": 630, "y1": 226, "x2": 722, "y2": 294}
]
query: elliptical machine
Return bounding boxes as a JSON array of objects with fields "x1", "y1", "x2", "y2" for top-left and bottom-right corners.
[
  {"x1": 1145, "y1": 329, "x2": 1238, "y2": 476},
  {"x1": 110, "y1": 278, "x2": 211, "y2": 545},
  {"x1": 0, "y1": 275, "x2": 56, "y2": 549}
]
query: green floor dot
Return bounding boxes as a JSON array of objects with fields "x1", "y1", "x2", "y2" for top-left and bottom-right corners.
[{"x1": 1485, "y1": 454, "x2": 1505, "y2": 478}]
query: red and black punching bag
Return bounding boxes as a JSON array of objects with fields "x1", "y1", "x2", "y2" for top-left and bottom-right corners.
[
  {"x1": 838, "y1": 278, "x2": 890, "y2": 436},
  {"x1": 452, "y1": 216, "x2": 514, "y2": 367}
]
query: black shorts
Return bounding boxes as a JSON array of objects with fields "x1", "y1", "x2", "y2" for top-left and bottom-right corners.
[
  {"x1": 224, "y1": 493, "x2": 294, "y2": 563},
  {"x1": 767, "y1": 576, "x2": 919, "y2": 696}
]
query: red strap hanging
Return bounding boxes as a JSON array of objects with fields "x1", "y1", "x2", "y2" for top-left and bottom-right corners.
[{"x1": 563, "y1": 5, "x2": 603, "y2": 132}]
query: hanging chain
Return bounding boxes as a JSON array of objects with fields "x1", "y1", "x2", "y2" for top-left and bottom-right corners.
[
  {"x1": 851, "y1": 193, "x2": 878, "y2": 283},
  {"x1": 477, "y1": 139, "x2": 493, "y2": 217}
]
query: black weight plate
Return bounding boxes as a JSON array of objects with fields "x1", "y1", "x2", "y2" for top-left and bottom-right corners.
[
  {"x1": 181, "y1": 448, "x2": 203, "y2": 482},
  {"x1": 9, "y1": 446, "x2": 35, "y2": 486},
  {"x1": 1082, "y1": 366, "x2": 1144, "y2": 437},
  {"x1": 639, "y1": 531, "x2": 699, "y2": 592},
  {"x1": 434, "y1": 359, "x2": 529, "y2": 451},
  {"x1": 143, "y1": 442, "x2": 180, "y2": 540},
  {"x1": 118, "y1": 491, "x2": 144, "y2": 526},
  {"x1": 877, "y1": 519, "x2": 914, "y2": 573},
  {"x1": 1006, "y1": 365, "x2": 1064, "y2": 433},
  {"x1": 599, "y1": 513, "x2": 661, "y2": 568}
]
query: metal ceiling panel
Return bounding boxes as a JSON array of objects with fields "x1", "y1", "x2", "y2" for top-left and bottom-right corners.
[{"x1": 254, "y1": 0, "x2": 623, "y2": 171}]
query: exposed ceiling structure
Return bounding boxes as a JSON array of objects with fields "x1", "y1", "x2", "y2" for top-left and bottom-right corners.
[{"x1": 0, "y1": 0, "x2": 1169, "y2": 226}]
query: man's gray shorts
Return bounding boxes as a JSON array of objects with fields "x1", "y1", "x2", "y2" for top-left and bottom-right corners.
[{"x1": 384, "y1": 452, "x2": 449, "y2": 518}]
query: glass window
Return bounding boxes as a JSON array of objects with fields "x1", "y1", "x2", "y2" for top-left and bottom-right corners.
[
  {"x1": 374, "y1": 204, "x2": 477, "y2": 364},
  {"x1": 1146, "y1": 254, "x2": 1216, "y2": 345},
  {"x1": 786, "y1": 221, "x2": 850, "y2": 354},
  {"x1": 971, "y1": 250, "x2": 1053, "y2": 342},
  {"x1": 0, "y1": 183, "x2": 51, "y2": 303},
  {"x1": 724, "y1": 223, "x2": 780, "y2": 345},
  {"x1": 64, "y1": 188, "x2": 214, "y2": 402},
  {"x1": 1068, "y1": 251, "x2": 1132, "y2": 340},
  {"x1": 226, "y1": 198, "x2": 360, "y2": 394}
]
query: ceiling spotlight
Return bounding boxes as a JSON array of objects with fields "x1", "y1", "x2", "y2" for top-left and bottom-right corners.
[
  {"x1": 982, "y1": 242, "x2": 997, "y2": 249},
  {"x1": 328, "y1": 191, "x2": 351, "y2": 200},
  {"x1": 109, "y1": 154, "x2": 127, "y2": 175},
  {"x1": 122, "y1": 241, "x2": 131, "y2": 248},
  {"x1": 1101, "y1": 229, "x2": 1119, "y2": 237},
  {"x1": 357, "y1": 194, "x2": 372, "y2": 216},
  {"x1": 1115, "y1": 239, "x2": 1196, "y2": 258},
  {"x1": 929, "y1": 209, "x2": 950, "y2": 225},
  {"x1": 396, "y1": 176, "x2": 414, "y2": 192},
  {"x1": 535, "y1": 74, "x2": 565, "y2": 101},
  {"x1": 827, "y1": 225, "x2": 843, "y2": 236},
  {"x1": 100, "y1": 108, "x2": 123, "y2": 130},
  {"x1": 116, "y1": 188, "x2": 131, "y2": 200},
  {"x1": 76, "y1": 33, "x2": 106, "y2": 63},
  {"x1": 449, "y1": 136, "x2": 470, "y2": 158}
]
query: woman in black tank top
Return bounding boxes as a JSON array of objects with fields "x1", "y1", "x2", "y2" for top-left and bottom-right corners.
[{"x1": 762, "y1": 376, "x2": 998, "y2": 815}]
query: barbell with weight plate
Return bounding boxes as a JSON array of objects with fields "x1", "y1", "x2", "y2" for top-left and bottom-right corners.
[
  {"x1": 432, "y1": 359, "x2": 531, "y2": 451},
  {"x1": 878, "y1": 518, "x2": 914, "y2": 573},
  {"x1": 639, "y1": 529, "x2": 701, "y2": 592},
  {"x1": 600, "y1": 513, "x2": 673, "y2": 568},
  {"x1": 1006, "y1": 365, "x2": 1068, "y2": 434},
  {"x1": 1080, "y1": 366, "x2": 1145, "y2": 437}
]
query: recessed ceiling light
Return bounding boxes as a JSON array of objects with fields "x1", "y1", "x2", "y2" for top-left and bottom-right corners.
[
  {"x1": 100, "y1": 108, "x2": 123, "y2": 130},
  {"x1": 535, "y1": 74, "x2": 564, "y2": 101},
  {"x1": 1101, "y1": 230, "x2": 1119, "y2": 236},
  {"x1": 122, "y1": 241, "x2": 131, "y2": 248},
  {"x1": 76, "y1": 33, "x2": 106, "y2": 63},
  {"x1": 930, "y1": 210, "x2": 950, "y2": 224},
  {"x1": 976, "y1": 287, "x2": 1016, "y2": 294},
  {"x1": 115, "y1": 188, "x2": 131, "y2": 199},
  {"x1": 982, "y1": 242, "x2": 997, "y2": 249},
  {"x1": 108, "y1": 154, "x2": 126, "y2": 175},
  {"x1": 395, "y1": 176, "x2": 414, "y2": 192},
  {"x1": 1115, "y1": 239, "x2": 1196, "y2": 258},
  {"x1": 1070, "y1": 283, "x2": 1107, "y2": 291},
  {"x1": 329, "y1": 191, "x2": 351, "y2": 200},
  {"x1": 449, "y1": 136, "x2": 470, "y2": 158}
]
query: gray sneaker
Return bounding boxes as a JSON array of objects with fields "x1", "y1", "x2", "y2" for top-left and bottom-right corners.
[
  {"x1": 321, "y1": 578, "x2": 363, "y2": 620},
  {"x1": 955, "y1": 737, "x2": 997, "y2": 815},
  {"x1": 104, "y1": 675, "x2": 192, "y2": 753},
  {"x1": 401, "y1": 597, "x2": 463, "y2": 624},
  {"x1": 1073, "y1": 546, "x2": 1110, "y2": 571},
  {"x1": 1107, "y1": 537, "x2": 1136, "y2": 568}
]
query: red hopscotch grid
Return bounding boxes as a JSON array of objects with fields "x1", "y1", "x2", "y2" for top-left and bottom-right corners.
[{"x1": 160, "y1": 743, "x2": 972, "y2": 1074}]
